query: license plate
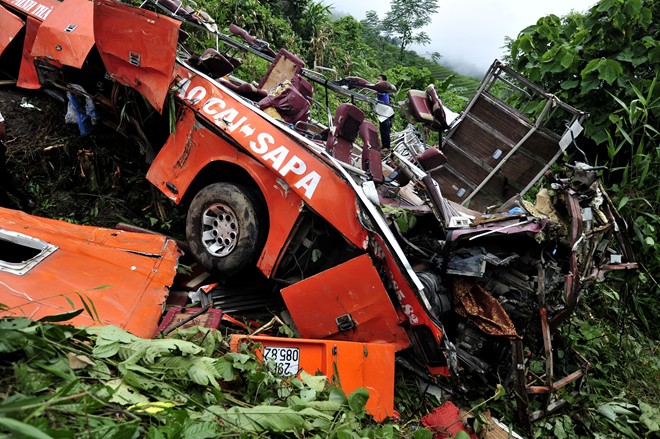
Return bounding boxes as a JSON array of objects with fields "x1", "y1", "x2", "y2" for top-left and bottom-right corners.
[{"x1": 262, "y1": 346, "x2": 300, "y2": 376}]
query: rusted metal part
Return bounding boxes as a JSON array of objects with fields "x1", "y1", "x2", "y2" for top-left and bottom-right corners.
[
  {"x1": 523, "y1": 307, "x2": 590, "y2": 423},
  {"x1": 512, "y1": 340, "x2": 533, "y2": 435},
  {"x1": 0, "y1": 207, "x2": 179, "y2": 338},
  {"x1": 550, "y1": 189, "x2": 583, "y2": 328}
]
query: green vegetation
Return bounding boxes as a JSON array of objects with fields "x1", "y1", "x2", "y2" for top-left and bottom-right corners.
[
  {"x1": 2, "y1": 0, "x2": 658, "y2": 438},
  {"x1": 505, "y1": 0, "x2": 659, "y2": 349},
  {"x1": 0, "y1": 318, "x2": 429, "y2": 438},
  {"x1": 381, "y1": 0, "x2": 440, "y2": 60}
]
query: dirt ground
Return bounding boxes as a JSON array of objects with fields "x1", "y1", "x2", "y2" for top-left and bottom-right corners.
[{"x1": 0, "y1": 86, "x2": 186, "y2": 236}]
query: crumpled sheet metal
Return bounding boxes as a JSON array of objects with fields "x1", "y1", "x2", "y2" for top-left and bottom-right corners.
[
  {"x1": 94, "y1": 0, "x2": 180, "y2": 113},
  {"x1": 453, "y1": 278, "x2": 519, "y2": 338},
  {"x1": 30, "y1": 0, "x2": 94, "y2": 68},
  {"x1": 0, "y1": 207, "x2": 179, "y2": 338}
]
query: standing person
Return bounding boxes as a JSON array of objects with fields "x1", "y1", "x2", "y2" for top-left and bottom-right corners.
[
  {"x1": 0, "y1": 110, "x2": 35, "y2": 211},
  {"x1": 376, "y1": 74, "x2": 393, "y2": 151}
]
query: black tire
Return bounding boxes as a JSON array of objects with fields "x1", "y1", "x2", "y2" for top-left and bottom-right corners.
[{"x1": 186, "y1": 182, "x2": 265, "y2": 275}]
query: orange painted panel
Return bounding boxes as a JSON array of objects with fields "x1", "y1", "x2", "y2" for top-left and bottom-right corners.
[
  {"x1": 1, "y1": 0, "x2": 59, "y2": 21},
  {"x1": 94, "y1": 0, "x2": 180, "y2": 113},
  {"x1": 147, "y1": 107, "x2": 303, "y2": 277},
  {"x1": 281, "y1": 254, "x2": 410, "y2": 350},
  {"x1": 0, "y1": 5, "x2": 24, "y2": 56},
  {"x1": 16, "y1": 15, "x2": 40, "y2": 89},
  {"x1": 172, "y1": 64, "x2": 368, "y2": 249},
  {"x1": 230, "y1": 335, "x2": 395, "y2": 422},
  {"x1": 0, "y1": 208, "x2": 179, "y2": 338},
  {"x1": 31, "y1": 0, "x2": 93, "y2": 68}
]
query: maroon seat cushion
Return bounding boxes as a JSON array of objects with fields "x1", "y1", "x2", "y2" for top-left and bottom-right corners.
[
  {"x1": 333, "y1": 103, "x2": 364, "y2": 143},
  {"x1": 426, "y1": 84, "x2": 449, "y2": 131},
  {"x1": 416, "y1": 148, "x2": 447, "y2": 172},
  {"x1": 192, "y1": 49, "x2": 235, "y2": 78},
  {"x1": 359, "y1": 121, "x2": 384, "y2": 183},
  {"x1": 326, "y1": 133, "x2": 353, "y2": 163},
  {"x1": 407, "y1": 89, "x2": 433, "y2": 125},
  {"x1": 258, "y1": 86, "x2": 310, "y2": 125},
  {"x1": 219, "y1": 79, "x2": 268, "y2": 101},
  {"x1": 291, "y1": 74, "x2": 313, "y2": 102}
]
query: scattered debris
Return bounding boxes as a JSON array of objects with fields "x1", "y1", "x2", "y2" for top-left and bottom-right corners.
[
  {"x1": 0, "y1": 0, "x2": 638, "y2": 430},
  {"x1": 0, "y1": 207, "x2": 179, "y2": 338}
]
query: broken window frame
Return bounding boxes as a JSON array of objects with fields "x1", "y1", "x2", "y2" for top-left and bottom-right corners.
[{"x1": 0, "y1": 229, "x2": 58, "y2": 275}]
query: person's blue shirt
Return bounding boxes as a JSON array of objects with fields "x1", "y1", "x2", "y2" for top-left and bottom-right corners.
[{"x1": 377, "y1": 91, "x2": 390, "y2": 105}]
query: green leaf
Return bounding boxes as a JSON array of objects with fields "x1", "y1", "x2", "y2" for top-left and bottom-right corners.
[
  {"x1": 107, "y1": 379, "x2": 150, "y2": 405},
  {"x1": 347, "y1": 387, "x2": 370, "y2": 419},
  {"x1": 560, "y1": 79, "x2": 579, "y2": 90},
  {"x1": 554, "y1": 419, "x2": 567, "y2": 439},
  {"x1": 89, "y1": 325, "x2": 140, "y2": 344},
  {"x1": 0, "y1": 317, "x2": 32, "y2": 330},
  {"x1": 300, "y1": 371, "x2": 327, "y2": 392},
  {"x1": 38, "y1": 309, "x2": 84, "y2": 323},
  {"x1": 455, "y1": 431, "x2": 471, "y2": 439},
  {"x1": 92, "y1": 341, "x2": 120, "y2": 358},
  {"x1": 0, "y1": 329, "x2": 29, "y2": 353},
  {"x1": 214, "y1": 357, "x2": 237, "y2": 382},
  {"x1": 560, "y1": 51, "x2": 576, "y2": 68},
  {"x1": 639, "y1": 401, "x2": 660, "y2": 433},
  {"x1": 213, "y1": 405, "x2": 306, "y2": 434},
  {"x1": 412, "y1": 428, "x2": 433, "y2": 439},
  {"x1": 598, "y1": 59, "x2": 623, "y2": 85},
  {"x1": 181, "y1": 421, "x2": 221, "y2": 439},
  {"x1": 494, "y1": 383, "x2": 506, "y2": 400},
  {"x1": 0, "y1": 418, "x2": 54, "y2": 439},
  {"x1": 581, "y1": 58, "x2": 601, "y2": 78}
]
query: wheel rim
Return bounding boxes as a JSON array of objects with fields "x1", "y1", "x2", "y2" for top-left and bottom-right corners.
[{"x1": 200, "y1": 202, "x2": 239, "y2": 257}]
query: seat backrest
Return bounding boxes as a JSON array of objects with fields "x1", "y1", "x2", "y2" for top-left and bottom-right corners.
[
  {"x1": 416, "y1": 147, "x2": 447, "y2": 172},
  {"x1": 197, "y1": 48, "x2": 235, "y2": 78},
  {"x1": 291, "y1": 74, "x2": 313, "y2": 102},
  {"x1": 359, "y1": 121, "x2": 384, "y2": 183},
  {"x1": 333, "y1": 103, "x2": 364, "y2": 142},
  {"x1": 407, "y1": 87, "x2": 450, "y2": 131},
  {"x1": 325, "y1": 104, "x2": 364, "y2": 164},
  {"x1": 407, "y1": 89, "x2": 434, "y2": 126},
  {"x1": 258, "y1": 48, "x2": 305, "y2": 91},
  {"x1": 258, "y1": 84, "x2": 310, "y2": 125},
  {"x1": 219, "y1": 79, "x2": 268, "y2": 101},
  {"x1": 426, "y1": 84, "x2": 449, "y2": 131}
]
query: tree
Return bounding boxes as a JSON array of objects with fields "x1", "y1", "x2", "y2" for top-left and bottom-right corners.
[
  {"x1": 505, "y1": 0, "x2": 660, "y2": 334},
  {"x1": 382, "y1": 0, "x2": 439, "y2": 60},
  {"x1": 505, "y1": 0, "x2": 659, "y2": 149}
]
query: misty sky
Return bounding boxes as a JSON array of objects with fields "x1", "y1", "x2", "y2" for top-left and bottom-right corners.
[{"x1": 330, "y1": 0, "x2": 597, "y2": 77}]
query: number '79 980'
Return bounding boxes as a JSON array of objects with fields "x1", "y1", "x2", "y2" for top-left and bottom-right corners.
[{"x1": 262, "y1": 346, "x2": 300, "y2": 376}]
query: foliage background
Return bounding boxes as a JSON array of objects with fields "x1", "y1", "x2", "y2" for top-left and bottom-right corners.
[{"x1": 1, "y1": 0, "x2": 658, "y2": 437}]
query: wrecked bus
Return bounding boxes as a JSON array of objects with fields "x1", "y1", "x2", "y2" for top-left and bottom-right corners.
[{"x1": 0, "y1": 0, "x2": 637, "y2": 425}]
